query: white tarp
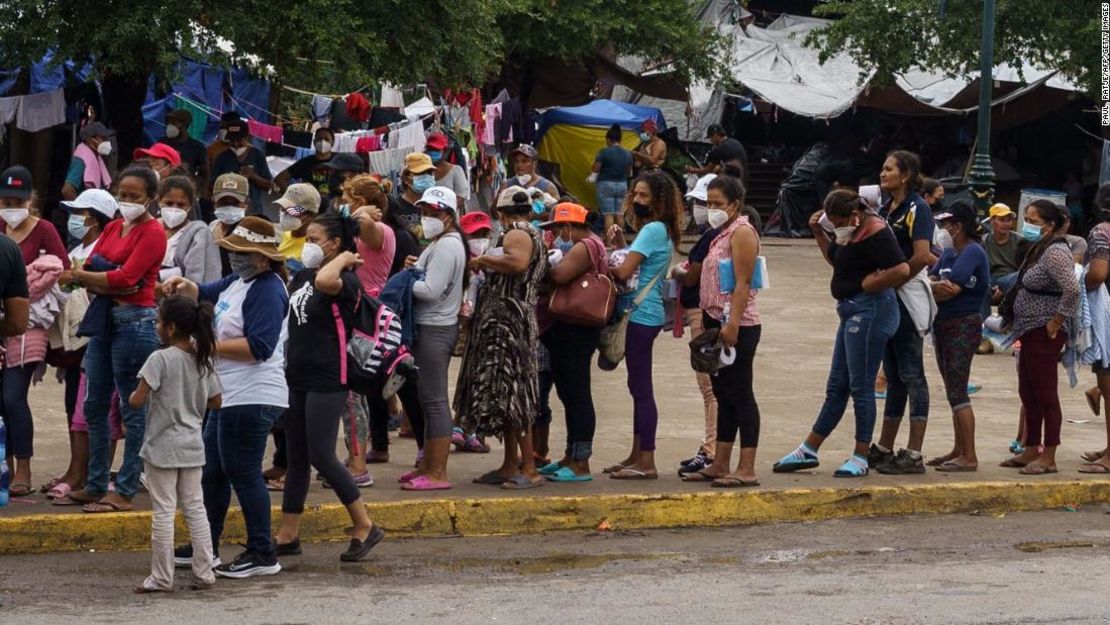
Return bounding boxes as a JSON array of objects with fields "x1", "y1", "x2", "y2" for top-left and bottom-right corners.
[{"x1": 404, "y1": 96, "x2": 435, "y2": 121}]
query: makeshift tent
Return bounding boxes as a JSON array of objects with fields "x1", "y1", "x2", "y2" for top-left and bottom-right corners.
[
  {"x1": 536, "y1": 99, "x2": 666, "y2": 209},
  {"x1": 142, "y1": 59, "x2": 272, "y2": 146}
]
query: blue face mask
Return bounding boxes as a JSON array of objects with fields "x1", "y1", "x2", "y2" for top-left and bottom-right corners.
[
  {"x1": 639, "y1": 132, "x2": 650, "y2": 142},
  {"x1": 68, "y1": 215, "x2": 90, "y2": 241},
  {"x1": 426, "y1": 150, "x2": 443, "y2": 163},
  {"x1": 555, "y1": 236, "x2": 574, "y2": 254},
  {"x1": 1021, "y1": 221, "x2": 1044, "y2": 243},
  {"x1": 532, "y1": 200, "x2": 545, "y2": 215},
  {"x1": 412, "y1": 174, "x2": 435, "y2": 193}
]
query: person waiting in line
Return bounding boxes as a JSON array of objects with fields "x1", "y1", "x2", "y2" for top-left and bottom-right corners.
[
  {"x1": 774, "y1": 189, "x2": 908, "y2": 477},
  {"x1": 604, "y1": 171, "x2": 680, "y2": 480},
  {"x1": 631, "y1": 119, "x2": 666, "y2": 175},
  {"x1": 872, "y1": 150, "x2": 935, "y2": 475},
  {"x1": 62, "y1": 121, "x2": 114, "y2": 201},
  {"x1": 274, "y1": 127, "x2": 337, "y2": 202},
  {"x1": 390, "y1": 153, "x2": 436, "y2": 241},
  {"x1": 324, "y1": 153, "x2": 368, "y2": 207},
  {"x1": 979, "y1": 202, "x2": 1026, "y2": 354},
  {"x1": 591, "y1": 123, "x2": 633, "y2": 233},
  {"x1": 456, "y1": 186, "x2": 548, "y2": 490},
  {"x1": 687, "y1": 124, "x2": 749, "y2": 182},
  {"x1": 206, "y1": 111, "x2": 243, "y2": 178},
  {"x1": 157, "y1": 176, "x2": 221, "y2": 287},
  {"x1": 679, "y1": 174, "x2": 762, "y2": 487},
  {"x1": 209, "y1": 173, "x2": 250, "y2": 277},
  {"x1": 160, "y1": 109, "x2": 210, "y2": 197},
  {"x1": 211, "y1": 121, "x2": 272, "y2": 216},
  {"x1": 275, "y1": 183, "x2": 322, "y2": 274},
  {"x1": 926, "y1": 202, "x2": 990, "y2": 472},
  {"x1": 1000, "y1": 200, "x2": 1079, "y2": 475},
  {"x1": 502, "y1": 144, "x2": 557, "y2": 197},
  {"x1": 133, "y1": 143, "x2": 183, "y2": 182},
  {"x1": 450, "y1": 211, "x2": 494, "y2": 454},
  {"x1": 1080, "y1": 183, "x2": 1110, "y2": 473},
  {"x1": 426, "y1": 133, "x2": 469, "y2": 207}
]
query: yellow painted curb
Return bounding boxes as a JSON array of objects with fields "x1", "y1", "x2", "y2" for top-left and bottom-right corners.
[{"x1": 2, "y1": 480, "x2": 1107, "y2": 555}]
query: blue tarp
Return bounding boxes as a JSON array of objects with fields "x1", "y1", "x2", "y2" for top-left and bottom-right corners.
[
  {"x1": 536, "y1": 99, "x2": 666, "y2": 141},
  {"x1": 228, "y1": 67, "x2": 271, "y2": 125},
  {"x1": 0, "y1": 50, "x2": 93, "y2": 97}
]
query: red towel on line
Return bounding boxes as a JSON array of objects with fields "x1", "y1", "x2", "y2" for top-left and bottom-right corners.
[{"x1": 247, "y1": 119, "x2": 283, "y2": 144}]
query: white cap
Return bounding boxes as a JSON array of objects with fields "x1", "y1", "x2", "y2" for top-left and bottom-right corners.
[
  {"x1": 526, "y1": 186, "x2": 557, "y2": 208},
  {"x1": 685, "y1": 174, "x2": 717, "y2": 202},
  {"x1": 416, "y1": 186, "x2": 457, "y2": 211},
  {"x1": 858, "y1": 184, "x2": 881, "y2": 211},
  {"x1": 61, "y1": 189, "x2": 118, "y2": 221}
]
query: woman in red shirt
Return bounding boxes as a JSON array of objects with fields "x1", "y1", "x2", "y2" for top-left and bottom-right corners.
[{"x1": 66, "y1": 166, "x2": 167, "y2": 513}]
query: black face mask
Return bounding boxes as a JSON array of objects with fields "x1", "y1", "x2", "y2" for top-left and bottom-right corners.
[
  {"x1": 633, "y1": 202, "x2": 652, "y2": 219},
  {"x1": 931, "y1": 198, "x2": 946, "y2": 213}
]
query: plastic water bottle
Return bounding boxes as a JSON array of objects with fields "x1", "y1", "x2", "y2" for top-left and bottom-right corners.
[{"x1": 0, "y1": 416, "x2": 9, "y2": 507}]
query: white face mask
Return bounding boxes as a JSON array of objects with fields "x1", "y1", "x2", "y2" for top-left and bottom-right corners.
[
  {"x1": 707, "y1": 209, "x2": 729, "y2": 230},
  {"x1": 160, "y1": 207, "x2": 188, "y2": 229},
  {"x1": 833, "y1": 225, "x2": 856, "y2": 246},
  {"x1": 468, "y1": 238, "x2": 490, "y2": 256},
  {"x1": 214, "y1": 206, "x2": 245, "y2": 225},
  {"x1": 218, "y1": 129, "x2": 228, "y2": 142},
  {"x1": 118, "y1": 202, "x2": 147, "y2": 223},
  {"x1": 233, "y1": 146, "x2": 249, "y2": 157},
  {"x1": 314, "y1": 140, "x2": 332, "y2": 154},
  {"x1": 165, "y1": 124, "x2": 181, "y2": 139},
  {"x1": 280, "y1": 214, "x2": 303, "y2": 233},
  {"x1": 421, "y1": 215, "x2": 445, "y2": 239},
  {"x1": 96, "y1": 140, "x2": 112, "y2": 157},
  {"x1": 301, "y1": 242, "x2": 325, "y2": 269},
  {"x1": 692, "y1": 204, "x2": 708, "y2": 225},
  {"x1": 0, "y1": 208, "x2": 29, "y2": 229}
]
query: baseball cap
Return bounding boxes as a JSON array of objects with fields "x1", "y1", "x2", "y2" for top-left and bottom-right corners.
[
  {"x1": 166, "y1": 109, "x2": 192, "y2": 126},
  {"x1": 324, "y1": 153, "x2": 366, "y2": 173},
  {"x1": 61, "y1": 189, "x2": 118, "y2": 221},
  {"x1": 685, "y1": 174, "x2": 717, "y2": 202},
  {"x1": 706, "y1": 123, "x2": 726, "y2": 138},
  {"x1": 404, "y1": 152, "x2": 435, "y2": 174},
  {"x1": 213, "y1": 173, "x2": 249, "y2": 202},
  {"x1": 425, "y1": 133, "x2": 449, "y2": 151},
  {"x1": 988, "y1": 203, "x2": 1015, "y2": 219},
  {"x1": 224, "y1": 121, "x2": 248, "y2": 140},
  {"x1": 496, "y1": 185, "x2": 532, "y2": 210},
  {"x1": 133, "y1": 143, "x2": 182, "y2": 167},
  {"x1": 219, "y1": 111, "x2": 243, "y2": 127},
  {"x1": 509, "y1": 144, "x2": 538, "y2": 160},
  {"x1": 275, "y1": 183, "x2": 322, "y2": 216},
  {"x1": 540, "y1": 202, "x2": 589, "y2": 229},
  {"x1": 0, "y1": 166, "x2": 32, "y2": 199},
  {"x1": 79, "y1": 121, "x2": 114, "y2": 141},
  {"x1": 460, "y1": 211, "x2": 493, "y2": 235},
  {"x1": 640, "y1": 119, "x2": 657, "y2": 133},
  {"x1": 416, "y1": 186, "x2": 457, "y2": 211}
]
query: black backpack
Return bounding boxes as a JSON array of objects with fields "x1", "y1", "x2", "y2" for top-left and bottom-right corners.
[{"x1": 332, "y1": 293, "x2": 417, "y2": 398}]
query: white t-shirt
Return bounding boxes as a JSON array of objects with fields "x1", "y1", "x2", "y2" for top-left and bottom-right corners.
[{"x1": 212, "y1": 278, "x2": 289, "y2": 408}]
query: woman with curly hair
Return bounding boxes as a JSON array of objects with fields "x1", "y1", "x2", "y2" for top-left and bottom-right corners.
[{"x1": 603, "y1": 171, "x2": 681, "y2": 480}]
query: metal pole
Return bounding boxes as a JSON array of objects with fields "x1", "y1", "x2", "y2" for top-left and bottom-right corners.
[{"x1": 968, "y1": 0, "x2": 996, "y2": 215}]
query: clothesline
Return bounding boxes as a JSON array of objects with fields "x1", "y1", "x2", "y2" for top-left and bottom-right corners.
[{"x1": 281, "y1": 84, "x2": 372, "y2": 100}]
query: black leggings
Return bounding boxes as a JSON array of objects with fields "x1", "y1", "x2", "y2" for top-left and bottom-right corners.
[
  {"x1": 703, "y1": 314, "x2": 761, "y2": 447},
  {"x1": 368, "y1": 393, "x2": 391, "y2": 453},
  {"x1": 281, "y1": 390, "x2": 360, "y2": 514}
]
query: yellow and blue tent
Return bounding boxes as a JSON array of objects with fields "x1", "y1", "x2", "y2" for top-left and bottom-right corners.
[{"x1": 536, "y1": 99, "x2": 666, "y2": 210}]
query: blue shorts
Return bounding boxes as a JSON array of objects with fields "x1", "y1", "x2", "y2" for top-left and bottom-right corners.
[{"x1": 596, "y1": 180, "x2": 628, "y2": 216}]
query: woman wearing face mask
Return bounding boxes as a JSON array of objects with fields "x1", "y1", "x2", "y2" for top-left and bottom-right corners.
[
  {"x1": 395, "y1": 186, "x2": 468, "y2": 490},
  {"x1": 62, "y1": 122, "x2": 114, "y2": 202},
  {"x1": 1000, "y1": 200, "x2": 1079, "y2": 475},
  {"x1": 427, "y1": 133, "x2": 469, "y2": 205},
  {"x1": 456, "y1": 186, "x2": 549, "y2": 490},
  {"x1": 209, "y1": 173, "x2": 250, "y2": 277},
  {"x1": 926, "y1": 202, "x2": 991, "y2": 472},
  {"x1": 631, "y1": 119, "x2": 667, "y2": 175},
  {"x1": 774, "y1": 190, "x2": 907, "y2": 478},
  {"x1": 275, "y1": 212, "x2": 384, "y2": 561},
  {"x1": 67, "y1": 166, "x2": 167, "y2": 512},
  {"x1": 535, "y1": 203, "x2": 609, "y2": 482},
  {"x1": 679, "y1": 175, "x2": 763, "y2": 487},
  {"x1": 0, "y1": 166, "x2": 69, "y2": 497},
  {"x1": 157, "y1": 176, "x2": 221, "y2": 287},
  {"x1": 603, "y1": 171, "x2": 681, "y2": 480},
  {"x1": 390, "y1": 153, "x2": 437, "y2": 242},
  {"x1": 162, "y1": 216, "x2": 289, "y2": 578}
]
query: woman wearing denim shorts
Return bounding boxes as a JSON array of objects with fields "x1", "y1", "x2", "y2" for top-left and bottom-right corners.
[{"x1": 592, "y1": 124, "x2": 632, "y2": 232}]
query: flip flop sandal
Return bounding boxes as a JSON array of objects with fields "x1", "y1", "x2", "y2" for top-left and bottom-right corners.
[
  {"x1": 538, "y1": 462, "x2": 563, "y2": 476},
  {"x1": 8, "y1": 483, "x2": 33, "y2": 497},
  {"x1": 679, "y1": 470, "x2": 720, "y2": 482},
  {"x1": 546, "y1": 466, "x2": 593, "y2": 482},
  {"x1": 1080, "y1": 450, "x2": 1106, "y2": 463},
  {"x1": 925, "y1": 455, "x2": 957, "y2": 467},
  {"x1": 999, "y1": 457, "x2": 1030, "y2": 468},
  {"x1": 62, "y1": 489, "x2": 103, "y2": 504},
  {"x1": 711, "y1": 477, "x2": 760, "y2": 488},
  {"x1": 38, "y1": 475, "x2": 64, "y2": 493},
  {"x1": 400, "y1": 475, "x2": 453, "y2": 491},
  {"x1": 500, "y1": 474, "x2": 545, "y2": 490},
  {"x1": 602, "y1": 463, "x2": 631, "y2": 474},
  {"x1": 1086, "y1": 388, "x2": 1101, "y2": 416},
  {"x1": 935, "y1": 461, "x2": 978, "y2": 473},
  {"x1": 265, "y1": 477, "x2": 285, "y2": 491},
  {"x1": 46, "y1": 482, "x2": 73, "y2": 500},
  {"x1": 609, "y1": 468, "x2": 659, "y2": 480},
  {"x1": 82, "y1": 499, "x2": 134, "y2": 513},
  {"x1": 472, "y1": 470, "x2": 511, "y2": 485},
  {"x1": 1078, "y1": 463, "x2": 1110, "y2": 474},
  {"x1": 398, "y1": 470, "x2": 421, "y2": 483},
  {"x1": 463, "y1": 437, "x2": 490, "y2": 453},
  {"x1": 1018, "y1": 464, "x2": 1058, "y2": 475},
  {"x1": 53, "y1": 495, "x2": 88, "y2": 506}
]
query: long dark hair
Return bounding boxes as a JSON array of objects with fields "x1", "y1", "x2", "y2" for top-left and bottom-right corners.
[
  {"x1": 707, "y1": 174, "x2": 746, "y2": 207},
  {"x1": 158, "y1": 175, "x2": 196, "y2": 204},
  {"x1": 1024, "y1": 199, "x2": 1068, "y2": 266},
  {"x1": 313, "y1": 210, "x2": 360, "y2": 253},
  {"x1": 885, "y1": 150, "x2": 923, "y2": 194},
  {"x1": 823, "y1": 188, "x2": 869, "y2": 218},
  {"x1": 159, "y1": 296, "x2": 217, "y2": 376},
  {"x1": 625, "y1": 170, "x2": 683, "y2": 251}
]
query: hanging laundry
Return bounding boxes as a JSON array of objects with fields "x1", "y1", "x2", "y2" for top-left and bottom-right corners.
[
  {"x1": 379, "y1": 83, "x2": 404, "y2": 109},
  {"x1": 387, "y1": 120, "x2": 426, "y2": 152},
  {"x1": 468, "y1": 89, "x2": 482, "y2": 128},
  {"x1": 368, "y1": 106, "x2": 404, "y2": 129},
  {"x1": 330, "y1": 98, "x2": 363, "y2": 131},
  {"x1": 482, "y1": 103, "x2": 501, "y2": 145},
  {"x1": 247, "y1": 119, "x2": 283, "y2": 144},
  {"x1": 367, "y1": 147, "x2": 409, "y2": 178},
  {"x1": 346, "y1": 92, "x2": 371, "y2": 123},
  {"x1": 355, "y1": 135, "x2": 381, "y2": 154},
  {"x1": 174, "y1": 95, "x2": 209, "y2": 139},
  {"x1": 16, "y1": 89, "x2": 65, "y2": 133},
  {"x1": 0, "y1": 96, "x2": 18, "y2": 124},
  {"x1": 497, "y1": 97, "x2": 521, "y2": 145},
  {"x1": 283, "y1": 129, "x2": 313, "y2": 149},
  {"x1": 311, "y1": 95, "x2": 333, "y2": 122}
]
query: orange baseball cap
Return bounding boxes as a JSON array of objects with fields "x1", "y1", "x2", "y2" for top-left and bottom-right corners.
[{"x1": 540, "y1": 202, "x2": 589, "y2": 228}]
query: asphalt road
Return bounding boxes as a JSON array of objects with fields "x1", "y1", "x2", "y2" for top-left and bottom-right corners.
[{"x1": 2, "y1": 510, "x2": 1108, "y2": 624}]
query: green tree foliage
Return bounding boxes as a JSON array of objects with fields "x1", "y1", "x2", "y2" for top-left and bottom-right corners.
[{"x1": 805, "y1": 0, "x2": 1099, "y2": 99}]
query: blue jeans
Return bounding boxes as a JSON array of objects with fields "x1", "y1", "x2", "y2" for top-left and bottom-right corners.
[
  {"x1": 596, "y1": 180, "x2": 628, "y2": 215},
  {"x1": 812, "y1": 290, "x2": 899, "y2": 443},
  {"x1": 980, "y1": 271, "x2": 1018, "y2": 319},
  {"x1": 83, "y1": 304, "x2": 159, "y2": 499},
  {"x1": 202, "y1": 404, "x2": 282, "y2": 557},
  {"x1": 882, "y1": 298, "x2": 930, "y2": 422}
]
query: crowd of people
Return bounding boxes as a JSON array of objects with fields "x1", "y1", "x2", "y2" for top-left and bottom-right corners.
[{"x1": 0, "y1": 108, "x2": 1107, "y2": 592}]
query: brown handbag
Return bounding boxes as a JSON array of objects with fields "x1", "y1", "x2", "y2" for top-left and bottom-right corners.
[{"x1": 548, "y1": 237, "x2": 617, "y2": 328}]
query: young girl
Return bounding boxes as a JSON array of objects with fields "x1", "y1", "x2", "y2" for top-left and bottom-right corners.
[{"x1": 130, "y1": 296, "x2": 223, "y2": 593}]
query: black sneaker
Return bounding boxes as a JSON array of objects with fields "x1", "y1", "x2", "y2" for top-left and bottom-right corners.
[
  {"x1": 173, "y1": 544, "x2": 221, "y2": 569},
  {"x1": 680, "y1": 450, "x2": 708, "y2": 469},
  {"x1": 868, "y1": 444, "x2": 893, "y2": 468},
  {"x1": 214, "y1": 550, "x2": 281, "y2": 579},
  {"x1": 679, "y1": 451, "x2": 711, "y2": 476},
  {"x1": 340, "y1": 525, "x2": 385, "y2": 562},
  {"x1": 875, "y1": 449, "x2": 926, "y2": 475},
  {"x1": 276, "y1": 537, "x2": 302, "y2": 556}
]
